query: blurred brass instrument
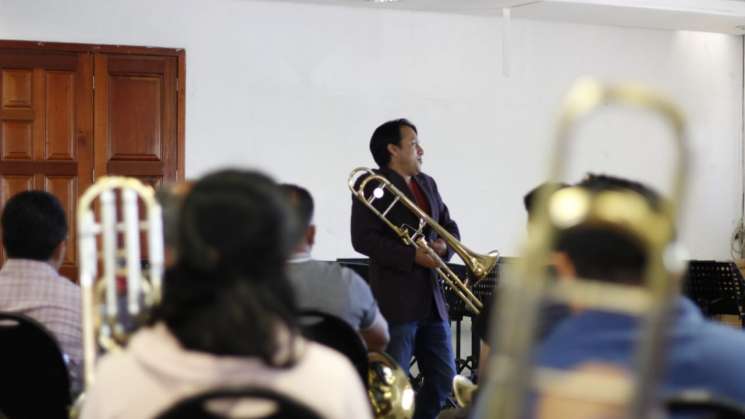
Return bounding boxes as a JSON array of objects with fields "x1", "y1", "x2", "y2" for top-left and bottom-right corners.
[
  {"x1": 77, "y1": 177, "x2": 165, "y2": 391},
  {"x1": 348, "y1": 168, "x2": 499, "y2": 314},
  {"x1": 368, "y1": 352, "x2": 416, "y2": 419},
  {"x1": 471, "y1": 78, "x2": 689, "y2": 419},
  {"x1": 453, "y1": 374, "x2": 478, "y2": 407}
]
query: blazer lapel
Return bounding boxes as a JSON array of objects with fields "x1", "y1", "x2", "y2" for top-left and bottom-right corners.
[{"x1": 379, "y1": 168, "x2": 419, "y2": 232}]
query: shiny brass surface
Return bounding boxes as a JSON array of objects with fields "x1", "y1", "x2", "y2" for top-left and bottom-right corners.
[
  {"x1": 453, "y1": 375, "x2": 478, "y2": 408},
  {"x1": 472, "y1": 78, "x2": 689, "y2": 419},
  {"x1": 348, "y1": 167, "x2": 499, "y2": 314},
  {"x1": 76, "y1": 176, "x2": 165, "y2": 399},
  {"x1": 368, "y1": 351, "x2": 416, "y2": 419}
]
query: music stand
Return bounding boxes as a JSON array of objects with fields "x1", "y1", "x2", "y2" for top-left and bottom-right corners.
[{"x1": 683, "y1": 260, "x2": 745, "y2": 328}]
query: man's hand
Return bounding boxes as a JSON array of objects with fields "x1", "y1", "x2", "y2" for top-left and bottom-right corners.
[
  {"x1": 415, "y1": 247, "x2": 440, "y2": 269},
  {"x1": 430, "y1": 238, "x2": 448, "y2": 257}
]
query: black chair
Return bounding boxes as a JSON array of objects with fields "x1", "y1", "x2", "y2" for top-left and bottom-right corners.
[
  {"x1": 666, "y1": 392, "x2": 745, "y2": 419},
  {"x1": 0, "y1": 312, "x2": 71, "y2": 419},
  {"x1": 297, "y1": 310, "x2": 368, "y2": 386},
  {"x1": 155, "y1": 387, "x2": 324, "y2": 419}
]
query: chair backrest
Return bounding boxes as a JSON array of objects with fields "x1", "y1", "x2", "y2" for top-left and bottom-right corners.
[
  {"x1": 155, "y1": 387, "x2": 325, "y2": 419},
  {"x1": 666, "y1": 392, "x2": 745, "y2": 419},
  {"x1": 297, "y1": 310, "x2": 368, "y2": 386},
  {"x1": 0, "y1": 311, "x2": 71, "y2": 419}
]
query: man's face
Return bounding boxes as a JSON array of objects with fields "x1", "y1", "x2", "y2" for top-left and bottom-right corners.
[{"x1": 390, "y1": 126, "x2": 423, "y2": 176}]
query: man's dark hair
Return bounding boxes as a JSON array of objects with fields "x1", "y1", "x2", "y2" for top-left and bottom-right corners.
[
  {"x1": 1, "y1": 191, "x2": 68, "y2": 261},
  {"x1": 153, "y1": 169, "x2": 301, "y2": 366},
  {"x1": 523, "y1": 182, "x2": 569, "y2": 219},
  {"x1": 555, "y1": 174, "x2": 662, "y2": 285},
  {"x1": 369, "y1": 118, "x2": 417, "y2": 168},
  {"x1": 279, "y1": 184, "x2": 314, "y2": 232},
  {"x1": 576, "y1": 173, "x2": 661, "y2": 210}
]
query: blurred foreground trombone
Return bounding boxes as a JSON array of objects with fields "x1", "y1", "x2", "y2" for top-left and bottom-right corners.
[
  {"x1": 471, "y1": 79, "x2": 689, "y2": 419},
  {"x1": 77, "y1": 177, "x2": 164, "y2": 391}
]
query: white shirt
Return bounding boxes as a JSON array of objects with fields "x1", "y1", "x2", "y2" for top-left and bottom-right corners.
[{"x1": 81, "y1": 323, "x2": 373, "y2": 419}]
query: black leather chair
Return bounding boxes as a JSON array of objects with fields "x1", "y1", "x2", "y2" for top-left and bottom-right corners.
[
  {"x1": 155, "y1": 387, "x2": 324, "y2": 419},
  {"x1": 297, "y1": 310, "x2": 368, "y2": 386},
  {"x1": 666, "y1": 392, "x2": 745, "y2": 419},
  {"x1": 0, "y1": 312, "x2": 71, "y2": 419}
]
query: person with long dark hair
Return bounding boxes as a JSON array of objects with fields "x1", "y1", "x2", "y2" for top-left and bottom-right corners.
[{"x1": 81, "y1": 169, "x2": 372, "y2": 419}]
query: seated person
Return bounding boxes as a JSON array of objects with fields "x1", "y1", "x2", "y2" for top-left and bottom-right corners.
[
  {"x1": 472, "y1": 182, "x2": 569, "y2": 378},
  {"x1": 534, "y1": 175, "x2": 745, "y2": 416},
  {"x1": 280, "y1": 183, "x2": 389, "y2": 352},
  {"x1": 81, "y1": 170, "x2": 372, "y2": 419},
  {"x1": 439, "y1": 183, "x2": 570, "y2": 419},
  {"x1": 0, "y1": 191, "x2": 82, "y2": 395}
]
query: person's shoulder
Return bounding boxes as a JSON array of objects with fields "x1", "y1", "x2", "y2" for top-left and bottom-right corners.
[
  {"x1": 93, "y1": 342, "x2": 139, "y2": 384},
  {"x1": 417, "y1": 171, "x2": 434, "y2": 180},
  {"x1": 54, "y1": 274, "x2": 81, "y2": 299},
  {"x1": 32, "y1": 271, "x2": 81, "y2": 304},
  {"x1": 57, "y1": 274, "x2": 80, "y2": 290},
  {"x1": 301, "y1": 340, "x2": 360, "y2": 378},
  {"x1": 416, "y1": 172, "x2": 437, "y2": 186},
  {"x1": 298, "y1": 341, "x2": 372, "y2": 418},
  {"x1": 693, "y1": 320, "x2": 745, "y2": 346},
  {"x1": 677, "y1": 316, "x2": 745, "y2": 370},
  {"x1": 296, "y1": 260, "x2": 345, "y2": 281},
  {"x1": 340, "y1": 266, "x2": 371, "y2": 292},
  {"x1": 678, "y1": 299, "x2": 745, "y2": 348}
]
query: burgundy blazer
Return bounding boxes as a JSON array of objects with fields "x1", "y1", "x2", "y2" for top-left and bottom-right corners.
[{"x1": 350, "y1": 167, "x2": 460, "y2": 324}]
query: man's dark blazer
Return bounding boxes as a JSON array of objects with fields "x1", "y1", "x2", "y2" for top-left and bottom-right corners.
[{"x1": 350, "y1": 167, "x2": 460, "y2": 324}]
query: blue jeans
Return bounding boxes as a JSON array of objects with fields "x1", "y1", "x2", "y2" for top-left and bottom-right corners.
[{"x1": 388, "y1": 320, "x2": 456, "y2": 419}]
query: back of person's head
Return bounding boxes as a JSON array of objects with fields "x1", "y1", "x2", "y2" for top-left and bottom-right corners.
[
  {"x1": 369, "y1": 118, "x2": 417, "y2": 168},
  {"x1": 279, "y1": 184, "x2": 314, "y2": 232},
  {"x1": 554, "y1": 174, "x2": 663, "y2": 285},
  {"x1": 1, "y1": 191, "x2": 67, "y2": 261},
  {"x1": 155, "y1": 169, "x2": 301, "y2": 366},
  {"x1": 524, "y1": 182, "x2": 570, "y2": 220}
]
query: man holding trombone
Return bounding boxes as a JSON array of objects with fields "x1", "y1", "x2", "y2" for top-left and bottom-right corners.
[{"x1": 351, "y1": 118, "x2": 459, "y2": 419}]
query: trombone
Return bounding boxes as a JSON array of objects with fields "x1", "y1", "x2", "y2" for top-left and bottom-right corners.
[
  {"x1": 472, "y1": 79, "x2": 689, "y2": 419},
  {"x1": 348, "y1": 167, "x2": 499, "y2": 315},
  {"x1": 77, "y1": 177, "x2": 165, "y2": 390}
]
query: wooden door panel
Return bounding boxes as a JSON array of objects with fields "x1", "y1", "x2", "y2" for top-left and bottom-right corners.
[
  {"x1": 0, "y1": 41, "x2": 184, "y2": 281},
  {"x1": 45, "y1": 71, "x2": 76, "y2": 160},
  {"x1": 0, "y1": 174, "x2": 33, "y2": 267},
  {"x1": 109, "y1": 75, "x2": 162, "y2": 159},
  {"x1": 95, "y1": 54, "x2": 178, "y2": 181},
  {"x1": 1, "y1": 120, "x2": 32, "y2": 159},
  {"x1": 2, "y1": 69, "x2": 32, "y2": 107},
  {"x1": 44, "y1": 175, "x2": 77, "y2": 266},
  {"x1": 1, "y1": 68, "x2": 34, "y2": 161},
  {"x1": 0, "y1": 48, "x2": 92, "y2": 280},
  {"x1": 0, "y1": 174, "x2": 33, "y2": 263},
  {"x1": 0, "y1": 175, "x2": 33, "y2": 201}
]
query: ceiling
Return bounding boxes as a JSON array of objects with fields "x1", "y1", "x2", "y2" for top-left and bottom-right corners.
[{"x1": 262, "y1": 0, "x2": 745, "y2": 34}]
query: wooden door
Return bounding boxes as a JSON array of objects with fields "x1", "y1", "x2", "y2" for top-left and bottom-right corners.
[
  {"x1": 94, "y1": 53, "x2": 180, "y2": 188},
  {"x1": 0, "y1": 41, "x2": 185, "y2": 282},
  {"x1": 0, "y1": 48, "x2": 93, "y2": 279}
]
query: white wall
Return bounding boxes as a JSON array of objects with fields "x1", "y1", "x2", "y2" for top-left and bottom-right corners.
[{"x1": 0, "y1": 0, "x2": 741, "y2": 261}]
